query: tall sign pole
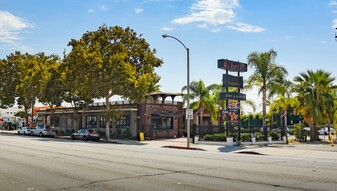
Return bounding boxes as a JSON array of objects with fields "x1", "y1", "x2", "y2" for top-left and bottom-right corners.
[{"x1": 218, "y1": 59, "x2": 247, "y2": 144}]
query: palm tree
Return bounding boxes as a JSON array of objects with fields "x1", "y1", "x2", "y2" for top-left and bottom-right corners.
[
  {"x1": 268, "y1": 69, "x2": 294, "y2": 139},
  {"x1": 293, "y1": 69, "x2": 336, "y2": 141},
  {"x1": 246, "y1": 49, "x2": 287, "y2": 140},
  {"x1": 181, "y1": 80, "x2": 217, "y2": 125}
]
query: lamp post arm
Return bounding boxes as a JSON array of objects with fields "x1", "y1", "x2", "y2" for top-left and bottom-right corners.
[
  {"x1": 162, "y1": 34, "x2": 188, "y2": 50},
  {"x1": 162, "y1": 34, "x2": 191, "y2": 148}
]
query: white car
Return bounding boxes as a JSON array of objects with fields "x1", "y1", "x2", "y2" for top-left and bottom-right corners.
[
  {"x1": 31, "y1": 125, "x2": 56, "y2": 137},
  {"x1": 318, "y1": 127, "x2": 334, "y2": 135},
  {"x1": 17, "y1": 126, "x2": 32, "y2": 135}
]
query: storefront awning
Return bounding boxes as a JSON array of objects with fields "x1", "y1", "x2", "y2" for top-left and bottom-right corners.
[{"x1": 151, "y1": 112, "x2": 181, "y2": 117}]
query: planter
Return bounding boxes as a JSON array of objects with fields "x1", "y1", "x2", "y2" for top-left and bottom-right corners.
[
  {"x1": 226, "y1": 137, "x2": 234, "y2": 146},
  {"x1": 267, "y1": 136, "x2": 272, "y2": 143}
]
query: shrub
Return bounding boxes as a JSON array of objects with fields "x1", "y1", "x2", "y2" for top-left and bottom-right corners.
[
  {"x1": 241, "y1": 133, "x2": 251, "y2": 142},
  {"x1": 269, "y1": 130, "x2": 280, "y2": 140},
  {"x1": 254, "y1": 132, "x2": 264, "y2": 141},
  {"x1": 294, "y1": 123, "x2": 308, "y2": 141},
  {"x1": 122, "y1": 128, "x2": 132, "y2": 139},
  {"x1": 203, "y1": 133, "x2": 226, "y2": 141}
]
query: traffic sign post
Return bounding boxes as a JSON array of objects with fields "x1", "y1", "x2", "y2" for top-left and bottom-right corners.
[{"x1": 186, "y1": 109, "x2": 193, "y2": 120}]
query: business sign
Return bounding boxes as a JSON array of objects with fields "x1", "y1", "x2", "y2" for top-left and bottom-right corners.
[
  {"x1": 223, "y1": 74, "x2": 243, "y2": 88},
  {"x1": 220, "y1": 92, "x2": 246, "y2": 100},
  {"x1": 217, "y1": 59, "x2": 247, "y2": 72},
  {"x1": 228, "y1": 109, "x2": 240, "y2": 122},
  {"x1": 228, "y1": 100, "x2": 240, "y2": 109}
]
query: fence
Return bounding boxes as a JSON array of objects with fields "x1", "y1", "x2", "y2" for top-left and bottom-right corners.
[{"x1": 194, "y1": 125, "x2": 280, "y2": 142}]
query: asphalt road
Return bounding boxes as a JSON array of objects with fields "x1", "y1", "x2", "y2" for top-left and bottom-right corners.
[{"x1": 0, "y1": 134, "x2": 336, "y2": 191}]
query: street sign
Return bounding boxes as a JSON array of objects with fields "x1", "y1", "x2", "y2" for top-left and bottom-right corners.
[
  {"x1": 223, "y1": 74, "x2": 243, "y2": 88},
  {"x1": 217, "y1": 59, "x2": 247, "y2": 72},
  {"x1": 186, "y1": 109, "x2": 193, "y2": 120},
  {"x1": 220, "y1": 92, "x2": 246, "y2": 100}
]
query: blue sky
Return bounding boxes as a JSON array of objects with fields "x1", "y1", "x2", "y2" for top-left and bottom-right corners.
[{"x1": 1, "y1": 0, "x2": 337, "y2": 113}]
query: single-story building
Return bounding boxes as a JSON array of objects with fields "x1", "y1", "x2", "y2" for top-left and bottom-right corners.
[{"x1": 36, "y1": 92, "x2": 185, "y2": 140}]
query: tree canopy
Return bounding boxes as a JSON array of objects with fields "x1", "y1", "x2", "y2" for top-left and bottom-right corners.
[{"x1": 64, "y1": 25, "x2": 163, "y2": 139}]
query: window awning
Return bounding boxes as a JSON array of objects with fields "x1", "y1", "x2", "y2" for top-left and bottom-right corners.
[{"x1": 151, "y1": 112, "x2": 181, "y2": 117}]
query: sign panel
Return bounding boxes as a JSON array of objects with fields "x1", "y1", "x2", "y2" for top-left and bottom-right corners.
[
  {"x1": 220, "y1": 92, "x2": 246, "y2": 100},
  {"x1": 223, "y1": 74, "x2": 243, "y2": 88},
  {"x1": 228, "y1": 100, "x2": 240, "y2": 109},
  {"x1": 186, "y1": 109, "x2": 193, "y2": 120},
  {"x1": 228, "y1": 109, "x2": 240, "y2": 122},
  {"x1": 217, "y1": 59, "x2": 247, "y2": 72}
]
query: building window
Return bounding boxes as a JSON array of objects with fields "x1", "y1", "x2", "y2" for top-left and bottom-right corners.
[
  {"x1": 116, "y1": 115, "x2": 130, "y2": 128},
  {"x1": 151, "y1": 116, "x2": 173, "y2": 129},
  {"x1": 99, "y1": 117, "x2": 105, "y2": 128},
  {"x1": 86, "y1": 115, "x2": 97, "y2": 128},
  {"x1": 51, "y1": 116, "x2": 59, "y2": 126}
]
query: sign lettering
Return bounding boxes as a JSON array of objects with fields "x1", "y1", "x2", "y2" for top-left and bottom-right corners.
[
  {"x1": 217, "y1": 59, "x2": 247, "y2": 72},
  {"x1": 223, "y1": 74, "x2": 243, "y2": 88},
  {"x1": 220, "y1": 92, "x2": 246, "y2": 100}
]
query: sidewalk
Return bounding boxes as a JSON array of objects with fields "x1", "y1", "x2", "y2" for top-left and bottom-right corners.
[{"x1": 2, "y1": 129, "x2": 337, "y2": 160}]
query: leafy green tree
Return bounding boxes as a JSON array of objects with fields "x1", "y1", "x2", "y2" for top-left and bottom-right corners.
[
  {"x1": 293, "y1": 69, "x2": 336, "y2": 141},
  {"x1": 7, "y1": 52, "x2": 40, "y2": 124},
  {"x1": 0, "y1": 58, "x2": 16, "y2": 108},
  {"x1": 65, "y1": 25, "x2": 162, "y2": 140},
  {"x1": 246, "y1": 49, "x2": 287, "y2": 140},
  {"x1": 36, "y1": 53, "x2": 63, "y2": 125}
]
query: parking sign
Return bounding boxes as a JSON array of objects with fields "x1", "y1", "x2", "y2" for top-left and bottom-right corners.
[{"x1": 186, "y1": 109, "x2": 193, "y2": 120}]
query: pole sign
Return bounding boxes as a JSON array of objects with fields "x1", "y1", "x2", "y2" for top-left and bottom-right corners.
[
  {"x1": 220, "y1": 92, "x2": 246, "y2": 101},
  {"x1": 186, "y1": 109, "x2": 193, "y2": 120},
  {"x1": 217, "y1": 59, "x2": 247, "y2": 72},
  {"x1": 223, "y1": 74, "x2": 243, "y2": 88}
]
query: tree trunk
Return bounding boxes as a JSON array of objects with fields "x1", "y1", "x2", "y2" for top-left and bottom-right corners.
[
  {"x1": 24, "y1": 107, "x2": 29, "y2": 127},
  {"x1": 262, "y1": 89, "x2": 267, "y2": 140},
  {"x1": 284, "y1": 109, "x2": 288, "y2": 144},
  {"x1": 200, "y1": 112, "x2": 204, "y2": 126},
  {"x1": 280, "y1": 109, "x2": 284, "y2": 136},
  {"x1": 327, "y1": 117, "x2": 333, "y2": 143}
]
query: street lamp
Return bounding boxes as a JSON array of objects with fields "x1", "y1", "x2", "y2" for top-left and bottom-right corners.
[
  {"x1": 335, "y1": 28, "x2": 337, "y2": 41},
  {"x1": 162, "y1": 34, "x2": 191, "y2": 148}
]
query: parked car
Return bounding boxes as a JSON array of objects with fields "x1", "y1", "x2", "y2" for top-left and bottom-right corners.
[
  {"x1": 17, "y1": 126, "x2": 32, "y2": 135},
  {"x1": 276, "y1": 127, "x2": 290, "y2": 133},
  {"x1": 71, "y1": 129, "x2": 100, "y2": 141},
  {"x1": 304, "y1": 127, "x2": 311, "y2": 132},
  {"x1": 31, "y1": 125, "x2": 56, "y2": 137},
  {"x1": 318, "y1": 127, "x2": 334, "y2": 135}
]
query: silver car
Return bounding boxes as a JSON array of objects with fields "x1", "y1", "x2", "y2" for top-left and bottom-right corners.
[
  {"x1": 71, "y1": 129, "x2": 100, "y2": 141},
  {"x1": 318, "y1": 127, "x2": 334, "y2": 135},
  {"x1": 31, "y1": 125, "x2": 56, "y2": 137},
  {"x1": 17, "y1": 126, "x2": 32, "y2": 135}
]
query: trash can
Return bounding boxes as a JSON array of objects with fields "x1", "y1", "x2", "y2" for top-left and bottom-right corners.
[{"x1": 139, "y1": 132, "x2": 145, "y2": 141}]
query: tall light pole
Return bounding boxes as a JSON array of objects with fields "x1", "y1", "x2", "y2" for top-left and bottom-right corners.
[
  {"x1": 162, "y1": 34, "x2": 191, "y2": 148},
  {"x1": 335, "y1": 28, "x2": 337, "y2": 41}
]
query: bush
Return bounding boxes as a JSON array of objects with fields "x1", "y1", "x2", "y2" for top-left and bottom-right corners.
[
  {"x1": 122, "y1": 128, "x2": 132, "y2": 139},
  {"x1": 254, "y1": 132, "x2": 264, "y2": 141},
  {"x1": 294, "y1": 123, "x2": 309, "y2": 141},
  {"x1": 269, "y1": 130, "x2": 280, "y2": 140},
  {"x1": 203, "y1": 133, "x2": 226, "y2": 141},
  {"x1": 241, "y1": 133, "x2": 251, "y2": 142}
]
